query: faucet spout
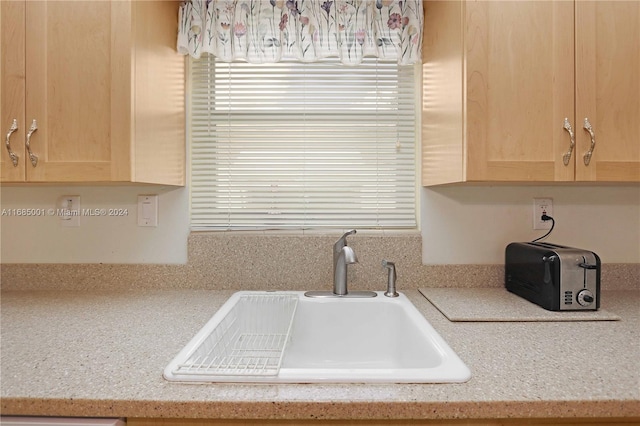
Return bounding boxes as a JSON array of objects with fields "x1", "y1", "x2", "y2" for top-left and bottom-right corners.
[
  {"x1": 334, "y1": 246, "x2": 358, "y2": 295},
  {"x1": 332, "y1": 230, "x2": 357, "y2": 295}
]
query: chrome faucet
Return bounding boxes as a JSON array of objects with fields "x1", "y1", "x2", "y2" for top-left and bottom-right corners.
[
  {"x1": 304, "y1": 230, "x2": 376, "y2": 298},
  {"x1": 333, "y1": 230, "x2": 358, "y2": 295}
]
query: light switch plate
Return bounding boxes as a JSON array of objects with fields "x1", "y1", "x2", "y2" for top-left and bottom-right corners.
[
  {"x1": 137, "y1": 195, "x2": 158, "y2": 227},
  {"x1": 58, "y1": 195, "x2": 80, "y2": 227}
]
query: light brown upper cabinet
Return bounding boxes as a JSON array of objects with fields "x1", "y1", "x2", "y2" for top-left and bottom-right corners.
[
  {"x1": 421, "y1": 1, "x2": 640, "y2": 185},
  {"x1": 1, "y1": 1, "x2": 185, "y2": 184}
]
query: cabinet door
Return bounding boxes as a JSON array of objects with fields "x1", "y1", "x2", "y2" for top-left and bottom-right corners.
[
  {"x1": 575, "y1": 1, "x2": 640, "y2": 182},
  {"x1": 465, "y1": 1, "x2": 575, "y2": 182},
  {"x1": 24, "y1": 1, "x2": 131, "y2": 182},
  {"x1": 1, "y1": 0, "x2": 26, "y2": 182}
]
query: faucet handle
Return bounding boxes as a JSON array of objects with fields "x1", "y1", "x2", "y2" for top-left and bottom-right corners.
[
  {"x1": 382, "y1": 259, "x2": 398, "y2": 297},
  {"x1": 335, "y1": 229, "x2": 357, "y2": 247},
  {"x1": 341, "y1": 229, "x2": 357, "y2": 240}
]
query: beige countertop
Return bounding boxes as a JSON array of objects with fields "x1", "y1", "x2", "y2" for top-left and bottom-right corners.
[{"x1": 1, "y1": 289, "x2": 639, "y2": 421}]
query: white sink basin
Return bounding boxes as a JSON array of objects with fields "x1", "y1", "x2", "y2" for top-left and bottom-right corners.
[{"x1": 164, "y1": 291, "x2": 471, "y2": 384}]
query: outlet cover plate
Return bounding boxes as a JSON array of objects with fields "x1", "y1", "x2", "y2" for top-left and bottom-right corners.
[{"x1": 533, "y1": 198, "x2": 553, "y2": 230}]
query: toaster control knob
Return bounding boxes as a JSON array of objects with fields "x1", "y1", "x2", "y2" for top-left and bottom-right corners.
[{"x1": 577, "y1": 289, "x2": 595, "y2": 306}]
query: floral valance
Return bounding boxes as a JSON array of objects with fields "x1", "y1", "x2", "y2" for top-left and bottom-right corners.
[{"x1": 178, "y1": 0, "x2": 423, "y2": 65}]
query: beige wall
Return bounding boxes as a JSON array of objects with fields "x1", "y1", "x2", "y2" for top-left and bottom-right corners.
[
  {"x1": 421, "y1": 185, "x2": 640, "y2": 264},
  {"x1": 1, "y1": 184, "x2": 638, "y2": 265},
  {"x1": 0, "y1": 185, "x2": 189, "y2": 264}
]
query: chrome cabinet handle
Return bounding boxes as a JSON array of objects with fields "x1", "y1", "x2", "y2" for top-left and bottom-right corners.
[
  {"x1": 562, "y1": 118, "x2": 575, "y2": 166},
  {"x1": 25, "y1": 119, "x2": 38, "y2": 167},
  {"x1": 4, "y1": 119, "x2": 19, "y2": 167},
  {"x1": 583, "y1": 117, "x2": 596, "y2": 166}
]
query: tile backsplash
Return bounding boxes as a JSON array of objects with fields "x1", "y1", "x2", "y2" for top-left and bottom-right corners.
[{"x1": 1, "y1": 232, "x2": 637, "y2": 291}]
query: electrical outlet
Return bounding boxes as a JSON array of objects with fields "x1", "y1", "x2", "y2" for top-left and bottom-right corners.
[{"x1": 533, "y1": 198, "x2": 553, "y2": 230}]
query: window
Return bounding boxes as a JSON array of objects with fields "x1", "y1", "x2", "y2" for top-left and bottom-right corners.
[{"x1": 190, "y1": 56, "x2": 417, "y2": 230}]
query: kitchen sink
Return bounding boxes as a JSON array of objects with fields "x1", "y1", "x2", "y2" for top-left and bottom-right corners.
[{"x1": 164, "y1": 291, "x2": 471, "y2": 383}]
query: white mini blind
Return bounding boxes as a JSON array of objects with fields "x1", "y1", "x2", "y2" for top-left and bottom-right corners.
[{"x1": 190, "y1": 56, "x2": 417, "y2": 230}]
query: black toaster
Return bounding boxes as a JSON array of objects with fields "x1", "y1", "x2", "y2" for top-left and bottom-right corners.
[{"x1": 505, "y1": 242, "x2": 601, "y2": 311}]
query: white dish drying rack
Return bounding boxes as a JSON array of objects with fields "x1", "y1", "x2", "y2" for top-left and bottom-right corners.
[{"x1": 166, "y1": 293, "x2": 299, "y2": 378}]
